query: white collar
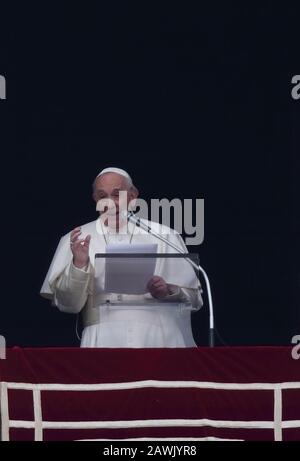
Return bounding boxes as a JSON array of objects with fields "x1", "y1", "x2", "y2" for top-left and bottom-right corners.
[{"x1": 95, "y1": 217, "x2": 136, "y2": 236}]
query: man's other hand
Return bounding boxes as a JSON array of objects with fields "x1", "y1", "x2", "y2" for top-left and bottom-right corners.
[{"x1": 147, "y1": 276, "x2": 170, "y2": 300}]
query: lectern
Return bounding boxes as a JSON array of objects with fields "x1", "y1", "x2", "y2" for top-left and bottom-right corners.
[{"x1": 84, "y1": 252, "x2": 203, "y2": 348}]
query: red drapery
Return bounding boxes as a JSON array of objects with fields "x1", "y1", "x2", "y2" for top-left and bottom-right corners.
[{"x1": 1, "y1": 347, "x2": 300, "y2": 441}]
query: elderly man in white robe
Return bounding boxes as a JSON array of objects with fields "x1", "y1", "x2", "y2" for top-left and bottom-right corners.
[{"x1": 40, "y1": 167, "x2": 202, "y2": 347}]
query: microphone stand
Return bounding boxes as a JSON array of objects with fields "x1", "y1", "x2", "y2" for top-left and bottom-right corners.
[{"x1": 127, "y1": 212, "x2": 215, "y2": 347}]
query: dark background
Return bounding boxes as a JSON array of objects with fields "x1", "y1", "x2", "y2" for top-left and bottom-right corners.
[{"x1": 0, "y1": 2, "x2": 299, "y2": 347}]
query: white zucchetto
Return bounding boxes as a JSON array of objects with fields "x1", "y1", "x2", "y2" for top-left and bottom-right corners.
[{"x1": 96, "y1": 167, "x2": 132, "y2": 185}]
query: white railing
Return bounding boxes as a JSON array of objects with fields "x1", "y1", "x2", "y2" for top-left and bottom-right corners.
[{"x1": 1, "y1": 380, "x2": 300, "y2": 441}]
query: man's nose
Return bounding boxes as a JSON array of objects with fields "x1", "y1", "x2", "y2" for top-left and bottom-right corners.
[{"x1": 100, "y1": 198, "x2": 117, "y2": 211}]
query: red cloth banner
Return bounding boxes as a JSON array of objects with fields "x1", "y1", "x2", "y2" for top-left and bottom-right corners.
[{"x1": 1, "y1": 347, "x2": 300, "y2": 441}]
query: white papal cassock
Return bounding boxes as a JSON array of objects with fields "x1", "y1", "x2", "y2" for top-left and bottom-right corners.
[{"x1": 40, "y1": 218, "x2": 202, "y2": 348}]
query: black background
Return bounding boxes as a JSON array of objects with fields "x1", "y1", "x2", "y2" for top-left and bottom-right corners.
[{"x1": 0, "y1": 2, "x2": 299, "y2": 347}]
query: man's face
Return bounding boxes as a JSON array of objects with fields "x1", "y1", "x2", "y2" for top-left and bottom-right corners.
[{"x1": 93, "y1": 173, "x2": 137, "y2": 227}]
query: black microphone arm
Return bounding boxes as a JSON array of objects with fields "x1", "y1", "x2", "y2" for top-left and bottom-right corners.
[{"x1": 127, "y1": 211, "x2": 215, "y2": 347}]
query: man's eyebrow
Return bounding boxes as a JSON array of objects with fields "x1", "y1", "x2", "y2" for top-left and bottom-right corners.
[{"x1": 95, "y1": 187, "x2": 123, "y2": 193}]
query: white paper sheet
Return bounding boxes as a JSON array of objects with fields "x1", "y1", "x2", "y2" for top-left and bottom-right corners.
[{"x1": 103, "y1": 243, "x2": 158, "y2": 294}]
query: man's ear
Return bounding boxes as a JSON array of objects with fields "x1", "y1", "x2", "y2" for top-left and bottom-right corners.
[
  {"x1": 92, "y1": 191, "x2": 97, "y2": 203},
  {"x1": 130, "y1": 186, "x2": 139, "y2": 200},
  {"x1": 128, "y1": 187, "x2": 139, "y2": 210}
]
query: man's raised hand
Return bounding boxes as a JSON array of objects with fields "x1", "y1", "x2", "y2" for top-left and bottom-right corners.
[{"x1": 70, "y1": 227, "x2": 91, "y2": 269}]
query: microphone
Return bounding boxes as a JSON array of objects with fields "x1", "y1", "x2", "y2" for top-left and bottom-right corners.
[{"x1": 126, "y1": 210, "x2": 215, "y2": 347}]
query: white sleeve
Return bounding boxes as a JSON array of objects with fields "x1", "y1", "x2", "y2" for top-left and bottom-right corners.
[
  {"x1": 161, "y1": 230, "x2": 203, "y2": 310},
  {"x1": 53, "y1": 261, "x2": 93, "y2": 314},
  {"x1": 166, "y1": 284, "x2": 203, "y2": 310}
]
